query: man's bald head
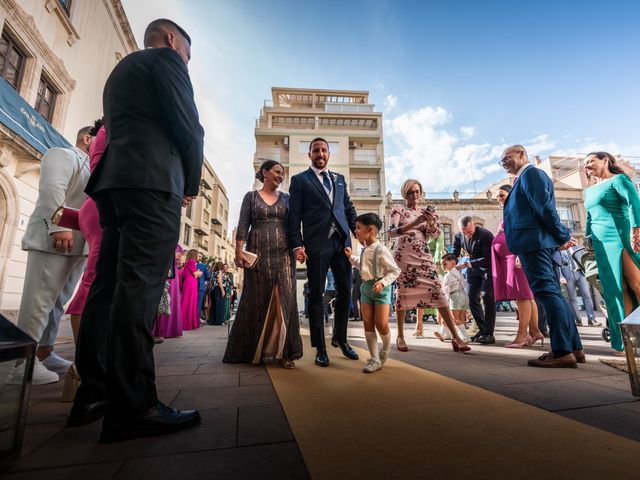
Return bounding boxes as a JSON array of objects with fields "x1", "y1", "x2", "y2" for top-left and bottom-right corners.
[
  {"x1": 143, "y1": 19, "x2": 192, "y2": 65},
  {"x1": 500, "y1": 144, "x2": 529, "y2": 175}
]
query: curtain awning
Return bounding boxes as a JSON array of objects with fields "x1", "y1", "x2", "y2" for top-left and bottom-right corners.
[{"x1": 0, "y1": 77, "x2": 71, "y2": 155}]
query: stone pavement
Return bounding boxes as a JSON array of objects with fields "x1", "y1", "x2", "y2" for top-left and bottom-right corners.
[{"x1": 2, "y1": 311, "x2": 639, "y2": 479}]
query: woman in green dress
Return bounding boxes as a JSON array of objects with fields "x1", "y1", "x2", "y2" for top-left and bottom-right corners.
[{"x1": 584, "y1": 152, "x2": 640, "y2": 354}]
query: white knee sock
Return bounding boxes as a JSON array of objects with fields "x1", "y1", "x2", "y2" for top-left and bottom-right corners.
[
  {"x1": 365, "y1": 331, "x2": 379, "y2": 360},
  {"x1": 380, "y1": 332, "x2": 391, "y2": 353}
]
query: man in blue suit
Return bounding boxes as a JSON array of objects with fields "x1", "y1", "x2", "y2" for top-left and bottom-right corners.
[
  {"x1": 501, "y1": 144, "x2": 584, "y2": 368},
  {"x1": 196, "y1": 253, "x2": 210, "y2": 322},
  {"x1": 288, "y1": 137, "x2": 358, "y2": 367}
]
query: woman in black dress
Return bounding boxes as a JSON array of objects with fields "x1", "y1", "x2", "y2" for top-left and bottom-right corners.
[{"x1": 223, "y1": 160, "x2": 303, "y2": 368}]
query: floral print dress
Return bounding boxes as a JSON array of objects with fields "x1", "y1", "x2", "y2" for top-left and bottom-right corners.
[{"x1": 388, "y1": 204, "x2": 447, "y2": 310}]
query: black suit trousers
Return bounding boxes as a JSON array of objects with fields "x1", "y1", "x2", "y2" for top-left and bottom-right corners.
[
  {"x1": 467, "y1": 272, "x2": 496, "y2": 335},
  {"x1": 75, "y1": 189, "x2": 181, "y2": 415},
  {"x1": 306, "y1": 235, "x2": 352, "y2": 349}
]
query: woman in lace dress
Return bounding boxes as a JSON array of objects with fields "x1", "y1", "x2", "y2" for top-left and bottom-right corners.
[
  {"x1": 388, "y1": 179, "x2": 469, "y2": 353},
  {"x1": 223, "y1": 160, "x2": 303, "y2": 368}
]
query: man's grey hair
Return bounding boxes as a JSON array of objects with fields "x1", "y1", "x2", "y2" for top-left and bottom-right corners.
[{"x1": 458, "y1": 215, "x2": 474, "y2": 228}]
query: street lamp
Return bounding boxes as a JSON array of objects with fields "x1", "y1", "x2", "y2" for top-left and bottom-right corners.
[{"x1": 0, "y1": 314, "x2": 36, "y2": 468}]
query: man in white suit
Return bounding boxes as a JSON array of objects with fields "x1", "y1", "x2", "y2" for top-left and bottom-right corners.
[{"x1": 7, "y1": 126, "x2": 94, "y2": 385}]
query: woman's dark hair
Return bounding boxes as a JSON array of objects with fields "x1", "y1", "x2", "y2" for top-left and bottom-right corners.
[
  {"x1": 89, "y1": 118, "x2": 104, "y2": 137},
  {"x1": 441, "y1": 253, "x2": 457, "y2": 263},
  {"x1": 498, "y1": 184, "x2": 512, "y2": 193},
  {"x1": 255, "y1": 160, "x2": 283, "y2": 182},
  {"x1": 185, "y1": 249, "x2": 198, "y2": 261},
  {"x1": 586, "y1": 151, "x2": 626, "y2": 176},
  {"x1": 213, "y1": 261, "x2": 223, "y2": 271},
  {"x1": 355, "y1": 212, "x2": 382, "y2": 231}
]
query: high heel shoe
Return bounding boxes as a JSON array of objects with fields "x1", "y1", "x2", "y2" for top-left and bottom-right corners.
[
  {"x1": 527, "y1": 333, "x2": 545, "y2": 347},
  {"x1": 452, "y1": 338, "x2": 471, "y2": 353},
  {"x1": 505, "y1": 335, "x2": 532, "y2": 349},
  {"x1": 396, "y1": 336, "x2": 409, "y2": 352}
]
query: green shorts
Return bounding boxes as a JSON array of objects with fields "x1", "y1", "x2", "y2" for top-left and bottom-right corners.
[{"x1": 360, "y1": 279, "x2": 392, "y2": 305}]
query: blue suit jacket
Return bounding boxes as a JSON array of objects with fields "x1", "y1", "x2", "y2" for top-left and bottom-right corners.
[
  {"x1": 196, "y1": 262, "x2": 210, "y2": 292},
  {"x1": 503, "y1": 164, "x2": 571, "y2": 255},
  {"x1": 288, "y1": 168, "x2": 357, "y2": 251}
]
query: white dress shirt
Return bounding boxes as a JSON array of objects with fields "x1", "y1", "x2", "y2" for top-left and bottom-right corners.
[
  {"x1": 515, "y1": 162, "x2": 532, "y2": 178},
  {"x1": 348, "y1": 240, "x2": 401, "y2": 287},
  {"x1": 442, "y1": 268, "x2": 465, "y2": 297}
]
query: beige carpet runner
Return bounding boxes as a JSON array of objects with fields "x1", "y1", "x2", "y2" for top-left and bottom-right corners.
[{"x1": 267, "y1": 335, "x2": 640, "y2": 479}]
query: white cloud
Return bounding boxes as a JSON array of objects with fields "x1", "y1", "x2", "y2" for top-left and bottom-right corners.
[
  {"x1": 383, "y1": 94, "x2": 398, "y2": 111},
  {"x1": 384, "y1": 106, "x2": 507, "y2": 195}
]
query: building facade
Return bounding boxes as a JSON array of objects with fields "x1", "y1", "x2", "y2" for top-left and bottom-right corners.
[
  {"x1": 177, "y1": 159, "x2": 240, "y2": 284},
  {"x1": 254, "y1": 87, "x2": 386, "y2": 218},
  {"x1": 0, "y1": 0, "x2": 137, "y2": 316}
]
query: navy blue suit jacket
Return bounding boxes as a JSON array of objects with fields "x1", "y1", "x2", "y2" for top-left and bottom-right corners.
[
  {"x1": 287, "y1": 168, "x2": 357, "y2": 251},
  {"x1": 196, "y1": 262, "x2": 209, "y2": 292},
  {"x1": 503, "y1": 164, "x2": 571, "y2": 255}
]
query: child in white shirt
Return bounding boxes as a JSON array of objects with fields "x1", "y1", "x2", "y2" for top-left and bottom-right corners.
[
  {"x1": 439, "y1": 253, "x2": 470, "y2": 342},
  {"x1": 344, "y1": 213, "x2": 401, "y2": 373}
]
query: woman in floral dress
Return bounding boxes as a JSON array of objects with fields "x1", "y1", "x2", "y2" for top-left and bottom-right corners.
[{"x1": 388, "y1": 179, "x2": 470, "y2": 353}]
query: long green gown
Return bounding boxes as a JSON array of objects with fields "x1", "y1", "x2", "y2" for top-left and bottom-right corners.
[
  {"x1": 423, "y1": 230, "x2": 446, "y2": 318},
  {"x1": 585, "y1": 174, "x2": 640, "y2": 351}
]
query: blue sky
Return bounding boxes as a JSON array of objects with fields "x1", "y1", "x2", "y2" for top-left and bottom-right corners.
[{"x1": 121, "y1": 0, "x2": 640, "y2": 223}]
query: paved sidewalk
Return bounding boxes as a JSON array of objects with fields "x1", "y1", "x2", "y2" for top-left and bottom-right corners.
[
  {"x1": 345, "y1": 312, "x2": 640, "y2": 441},
  {"x1": 3, "y1": 311, "x2": 639, "y2": 479},
  {"x1": 2, "y1": 323, "x2": 309, "y2": 480}
]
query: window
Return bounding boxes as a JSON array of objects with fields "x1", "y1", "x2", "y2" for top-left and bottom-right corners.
[
  {"x1": 442, "y1": 224, "x2": 453, "y2": 251},
  {"x1": 219, "y1": 205, "x2": 223, "y2": 217},
  {"x1": 224, "y1": 209, "x2": 228, "y2": 221},
  {"x1": 183, "y1": 224, "x2": 191, "y2": 246},
  {"x1": 0, "y1": 31, "x2": 25, "y2": 90},
  {"x1": 35, "y1": 76, "x2": 57, "y2": 122},
  {"x1": 58, "y1": 0, "x2": 72, "y2": 16},
  {"x1": 186, "y1": 202, "x2": 193, "y2": 219}
]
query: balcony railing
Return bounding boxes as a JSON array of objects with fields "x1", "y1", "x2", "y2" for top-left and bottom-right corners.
[
  {"x1": 350, "y1": 181, "x2": 381, "y2": 197},
  {"x1": 350, "y1": 150, "x2": 380, "y2": 165},
  {"x1": 561, "y1": 219, "x2": 582, "y2": 231},
  {"x1": 254, "y1": 148, "x2": 289, "y2": 163}
]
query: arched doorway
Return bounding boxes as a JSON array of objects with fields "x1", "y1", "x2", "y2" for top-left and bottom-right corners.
[{"x1": 0, "y1": 169, "x2": 19, "y2": 306}]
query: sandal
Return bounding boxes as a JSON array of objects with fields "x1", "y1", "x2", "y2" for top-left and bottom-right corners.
[
  {"x1": 279, "y1": 359, "x2": 296, "y2": 369},
  {"x1": 412, "y1": 330, "x2": 424, "y2": 338}
]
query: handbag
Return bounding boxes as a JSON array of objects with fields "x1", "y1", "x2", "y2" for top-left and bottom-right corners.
[
  {"x1": 158, "y1": 281, "x2": 171, "y2": 315},
  {"x1": 243, "y1": 251, "x2": 258, "y2": 269},
  {"x1": 50, "y1": 152, "x2": 89, "y2": 231}
]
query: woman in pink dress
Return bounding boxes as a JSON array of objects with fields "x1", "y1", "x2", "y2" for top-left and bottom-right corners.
[
  {"x1": 388, "y1": 179, "x2": 470, "y2": 353},
  {"x1": 492, "y1": 184, "x2": 543, "y2": 348},
  {"x1": 181, "y1": 249, "x2": 200, "y2": 331},
  {"x1": 67, "y1": 120, "x2": 105, "y2": 342},
  {"x1": 152, "y1": 246, "x2": 184, "y2": 339}
]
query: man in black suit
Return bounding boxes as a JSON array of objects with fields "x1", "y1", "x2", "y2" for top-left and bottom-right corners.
[
  {"x1": 68, "y1": 19, "x2": 204, "y2": 442},
  {"x1": 453, "y1": 216, "x2": 496, "y2": 344},
  {"x1": 288, "y1": 138, "x2": 358, "y2": 367}
]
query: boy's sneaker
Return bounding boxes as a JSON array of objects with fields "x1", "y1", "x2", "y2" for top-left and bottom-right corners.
[
  {"x1": 42, "y1": 351, "x2": 72, "y2": 375},
  {"x1": 363, "y1": 358, "x2": 382, "y2": 373},
  {"x1": 379, "y1": 350, "x2": 389, "y2": 365}
]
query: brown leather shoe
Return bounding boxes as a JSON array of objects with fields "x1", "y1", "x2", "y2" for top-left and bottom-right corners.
[
  {"x1": 574, "y1": 350, "x2": 586, "y2": 364},
  {"x1": 527, "y1": 352, "x2": 578, "y2": 368}
]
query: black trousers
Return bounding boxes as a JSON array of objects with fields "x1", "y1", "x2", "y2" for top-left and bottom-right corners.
[
  {"x1": 306, "y1": 235, "x2": 352, "y2": 349},
  {"x1": 75, "y1": 189, "x2": 181, "y2": 415},
  {"x1": 467, "y1": 272, "x2": 496, "y2": 335}
]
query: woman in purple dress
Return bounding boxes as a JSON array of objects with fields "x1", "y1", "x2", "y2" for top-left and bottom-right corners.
[
  {"x1": 181, "y1": 249, "x2": 201, "y2": 331},
  {"x1": 152, "y1": 246, "x2": 184, "y2": 339},
  {"x1": 492, "y1": 184, "x2": 543, "y2": 348}
]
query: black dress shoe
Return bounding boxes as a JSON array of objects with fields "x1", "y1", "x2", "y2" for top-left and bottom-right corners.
[
  {"x1": 470, "y1": 332, "x2": 482, "y2": 342},
  {"x1": 67, "y1": 399, "x2": 108, "y2": 427},
  {"x1": 315, "y1": 348, "x2": 330, "y2": 367},
  {"x1": 100, "y1": 401, "x2": 201, "y2": 443},
  {"x1": 330, "y1": 339, "x2": 359, "y2": 360},
  {"x1": 476, "y1": 334, "x2": 496, "y2": 345}
]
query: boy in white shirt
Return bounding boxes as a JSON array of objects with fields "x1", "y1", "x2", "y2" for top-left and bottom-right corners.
[{"x1": 344, "y1": 213, "x2": 401, "y2": 373}]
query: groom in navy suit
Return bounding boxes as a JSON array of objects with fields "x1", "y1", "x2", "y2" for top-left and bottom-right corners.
[
  {"x1": 501, "y1": 144, "x2": 584, "y2": 368},
  {"x1": 288, "y1": 138, "x2": 359, "y2": 367}
]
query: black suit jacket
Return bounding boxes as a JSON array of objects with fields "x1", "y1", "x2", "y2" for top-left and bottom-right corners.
[
  {"x1": 452, "y1": 226, "x2": 494, "y2": 277},
  {"x1": 87, "y1": 48, "x2": 204, "y2": 198}
]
